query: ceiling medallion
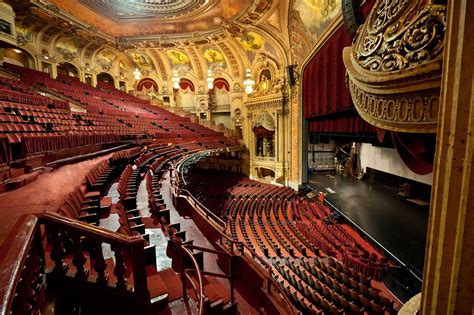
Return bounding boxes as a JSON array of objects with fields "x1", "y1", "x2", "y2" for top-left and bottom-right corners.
[{"x1": 79, "y1": 0, "x2": 210, "y2": 20}]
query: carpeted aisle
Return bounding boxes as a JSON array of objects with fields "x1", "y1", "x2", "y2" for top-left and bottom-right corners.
[{"x1": 0, "y1": 154, "x2": 111, "y2": 246}]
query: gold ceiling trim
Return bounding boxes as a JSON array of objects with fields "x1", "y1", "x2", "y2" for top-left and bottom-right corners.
[{"x1": 343, "y1": 0, "x2": 446, "y2": 133}]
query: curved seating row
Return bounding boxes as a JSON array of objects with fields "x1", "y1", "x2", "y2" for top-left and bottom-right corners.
[{"x1": 178, "y1": 168, "x2": 397, "y2": 314}]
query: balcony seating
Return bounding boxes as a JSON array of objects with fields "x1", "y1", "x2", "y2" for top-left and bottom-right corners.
[
  {"x1": 115, "y1": 203, "x2": 157, "y2": 267},
  {"x1": 57, "y1": 185, "x2": 102, "y2": 224},
  {"x1": 0, "y1": 64, "x2": 228, "y2": 166},
  {"x1": 176, "y1": 168, "x2": 397, "y2": 313}
]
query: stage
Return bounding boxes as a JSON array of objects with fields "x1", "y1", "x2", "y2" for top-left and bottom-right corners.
[{"x1": 306, "y1": 173, "x2": 429, "y2": 281}]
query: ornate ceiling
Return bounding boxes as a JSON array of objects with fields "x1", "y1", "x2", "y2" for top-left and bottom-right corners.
[
  {"x1": 7, "y1": 0, "x2": 295, "y2": 90},
  {"x1": 43, "y1": 0, "x2": 250, "y2": 37},
  {"x1": 80, "y1": 0, "x2": 218, "y2": 20}
]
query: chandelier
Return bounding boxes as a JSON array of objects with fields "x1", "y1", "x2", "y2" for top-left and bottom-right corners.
[
  {"x1": 206, "y1": 69, "x2": 214, "y2": 90},
  {"x1": 133, "y1": 68, "x2": 142, "y2": 80},
  {"x1": 243, "y1": 68, "x2": 255, "y2": 94},
  {"x1": 172, "y1": 70, "x2": 180, "y2": 89}
]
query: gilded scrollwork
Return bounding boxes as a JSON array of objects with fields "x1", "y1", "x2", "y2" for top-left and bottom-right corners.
[
  {"x1": 343, "y1": 0, "x2": 446, "y2": 133},
  {"x1": 354, "y1": 1, "x2": 446, "y2": 72}
]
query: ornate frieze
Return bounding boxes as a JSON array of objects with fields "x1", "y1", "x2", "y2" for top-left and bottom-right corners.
[
  {"x1": 348, "y1": 79, "x2": 439, "y2": 132},
  {"x1": 245, "y1": 96, "x2": 285, "y2": 111},
  {"x1": 343, "y1": 0, "x2": 446, "y2": 133}
]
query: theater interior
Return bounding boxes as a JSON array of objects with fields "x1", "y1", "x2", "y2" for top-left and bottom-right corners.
[{"x1": 0, "y1": 0, "x2": 472, "y2": 314}]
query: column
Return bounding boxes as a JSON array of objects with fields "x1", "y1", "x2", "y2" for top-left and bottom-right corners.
[{"x1": 420, "y1": 0, "x2": 474, "y2": 314}]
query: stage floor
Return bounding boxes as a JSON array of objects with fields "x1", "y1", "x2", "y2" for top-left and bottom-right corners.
[{"x1": 307, "y1": 173, "x2": 429, "y2": 277}]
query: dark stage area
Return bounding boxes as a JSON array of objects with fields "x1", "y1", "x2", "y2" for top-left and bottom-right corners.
[{"x1": 307, "y1": 173, "x2": 429, "y2": 279}]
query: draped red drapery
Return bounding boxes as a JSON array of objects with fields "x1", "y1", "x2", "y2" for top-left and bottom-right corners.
[
  {"x1": 391, "y1": 132, "x2": 435, "y2": 175},
  {"x1": 303, "y1": 0, "x2": 377, "y2": 134},
  {"x1": 213, "y1": 78, "x2": 230, "y2": 91}
]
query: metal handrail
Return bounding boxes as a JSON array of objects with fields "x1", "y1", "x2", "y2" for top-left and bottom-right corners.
[
  {"x1": 180, "y1": 245, "x2": 206, "y2": 315},
  {"x1": 173, "y1": 153, "x2": 301, "y2": 314}
]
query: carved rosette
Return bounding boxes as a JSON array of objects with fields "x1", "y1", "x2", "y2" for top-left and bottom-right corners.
[{"x1": 343, "y1": 0, "x2": 446, "y2": 133}]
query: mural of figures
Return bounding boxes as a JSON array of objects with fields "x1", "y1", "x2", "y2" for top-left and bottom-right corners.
[
  {"x1": 128, "y1": 52, "x2": 153, "y2": 69},
  {"x1": 96, "y1": 49, "x2": 117, "y2": 70},
  {"x1": 204, "y1": 48, "x2": 224, "y2": 64},
  {"x1": 166, "y1": 50, "x2": 190, "y2": 66},
  {"x1": 295, "y1": 0, "x2": 340, "y2": 35},
  {"x1": 55, "y1": 36, "x2": 85, "y2": 60},
  {"x1": 290, "y1": 0, "x2": 341, "y2": 63}
]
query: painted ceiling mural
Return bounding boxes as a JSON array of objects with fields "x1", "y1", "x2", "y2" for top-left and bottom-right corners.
[
  {"x1": 128, "y1": 52, "x2": 153, "y2": 69},
  {"x1": 298, "y1": 0, "x2": 339, "y2": 34},
  {"x1": 204, "y1": 48, "x2": 224, "y2": 64},
  {"x1": 237, "y1": 31, "x2": 265, "y2": 51},
  {"x1": 203, "y1": 47, "x2": 227, "y2": 70},
  {"x1": 43, "y1": 0, "x2": 251, "y2": 37},
  {"x1": 289, "y1": 0, "x2": 341, "y2": 64},
  {"x1": 95, "y1": 49, "x2": 117, "y2": 71},
  {"x1": 55, "y1": 36, "x2": 86, "y2": 59},
  {"x1": 166, "y1": 50, "x2": 190, "y2": 66}
]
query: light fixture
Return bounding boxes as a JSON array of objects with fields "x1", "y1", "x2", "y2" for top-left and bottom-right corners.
[
  {"x1": 172, "y1": 70, "x2": 180, "y2": 89},
  {"x1": 243, "y1": 68, "x2": 255, "y2": 95},
  {"x1": 206, "y1": 69, "x2": 214, "y2": 90},
  {"x1": 133, "y1": 68, "x2": 142, "y2": 80}
]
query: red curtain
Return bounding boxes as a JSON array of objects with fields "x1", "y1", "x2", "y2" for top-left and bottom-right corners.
[
  {"x1": 391, "y1": 132, "x2": 435, "y2": 175},
  {"x1": 213, "y1": 78, "x2": 230, "y2": 91},
  {"x1": 179, "y1": 79, "x2": 195, "y2": 92},
  {"x1": 253, "y1": 126, "x2": 275, "y2": 138},
  {"x1": 308, "y1": 113, "x2": 376, "y2": 134},
  {"x1": 303, "y1": 26, "x2": 353, "y2": 119},
  {"x1": 137, "y1": 78, "x2": 158, "y2": 91},
  {"x1": 303, "y1": 0, "x2": 377, "y2": 135}
]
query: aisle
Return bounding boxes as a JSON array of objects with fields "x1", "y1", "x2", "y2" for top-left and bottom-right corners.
[{"x1": 0, "y1": 154, "x2": 111, "y2": 245}]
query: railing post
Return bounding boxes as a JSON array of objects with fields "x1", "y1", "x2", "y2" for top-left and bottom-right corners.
[
  {"x1": 112, "y1": 245, "x2": 127, "y2": 290},
  {"x1": 71, "y1": 233, "x2": 89, "y2": 281},
  {"x1": 130, "y1": 242, "x2": 150, "y2": 299},
  {"x1": 266, "y1": 269, "x2": 272, "y2": 294},
  {"x1": 93, "y1": 241, "x2": 109, "y2": 286},
  {"x1": 49, "y1": 226, "x2": 68, "y2": 277}
]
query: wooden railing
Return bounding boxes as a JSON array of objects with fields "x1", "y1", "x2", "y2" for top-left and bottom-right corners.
[
  {"x1": 0, "y1": 212, "x2": 151, "y2": 315},
  {"x1": 0, "y1": 215, "x2": 44, "y2": 315}
]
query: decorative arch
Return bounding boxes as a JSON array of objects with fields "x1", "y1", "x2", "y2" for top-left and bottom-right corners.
[
  {"x1": 213, "y1": 77, "x2": 230, "y2": 91},
  {"x1": 2, "y1": 48, "x2": 35, "y2": 69},
  {"x1": 137, "y1": 78, "x2": 158, "y2": 92},
  {"x1": 179, "y1": 78, "x2": 195, "y2": 92},
  {"x1": 97, "y1": 72, "x2": 115, "y2": 86},
  {"x1": 57, "y1": 62, "x2": 79, "y2": 77}
]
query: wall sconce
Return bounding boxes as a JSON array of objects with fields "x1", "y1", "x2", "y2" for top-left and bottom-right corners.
[{"x1": 243, "y1": 69, "x2": 255, "y2": 94}]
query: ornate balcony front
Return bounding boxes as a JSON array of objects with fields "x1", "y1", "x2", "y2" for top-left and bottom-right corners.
[{"x1": 343, "y1": 0, "x2": 446, "y2": 133}]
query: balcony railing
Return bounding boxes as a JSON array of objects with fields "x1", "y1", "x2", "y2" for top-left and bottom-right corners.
[{"x1": 0, "y1": 212, "x2": 151, "y2": 315}]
